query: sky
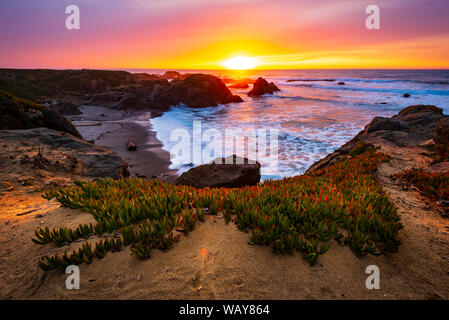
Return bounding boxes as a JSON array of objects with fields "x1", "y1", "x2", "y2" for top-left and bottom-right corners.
[{"x1": 0, "y1": 0, "x2": 449, "y2": 69}]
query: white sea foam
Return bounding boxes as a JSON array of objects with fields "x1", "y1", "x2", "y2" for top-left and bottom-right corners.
[{"x1": 149, "y1": 70, "x2": 449, "y2": 180}]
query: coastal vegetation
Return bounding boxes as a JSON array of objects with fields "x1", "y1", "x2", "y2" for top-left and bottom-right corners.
[
  {"x1": 35, "y1": 146, "x2": 402, "y2": 270},
  {"x1": 394, "y1": 169, "x2": 449, "y2": 202}
]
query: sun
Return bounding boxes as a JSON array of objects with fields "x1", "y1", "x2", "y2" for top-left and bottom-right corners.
[{"x1": 221, "y1": 55, "x2": 259, "y2": 70}]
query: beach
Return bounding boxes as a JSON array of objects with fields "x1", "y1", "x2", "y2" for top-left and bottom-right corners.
[{"x1": 68, "y1": 106, "x2": 177, "y2": 183}]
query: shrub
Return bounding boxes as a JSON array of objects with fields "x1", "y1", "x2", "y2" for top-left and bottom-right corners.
[{"x1": 394, "y1": 169, "x2": 449, "y2": 201}]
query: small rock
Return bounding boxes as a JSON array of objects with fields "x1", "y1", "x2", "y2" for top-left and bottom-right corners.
[
  {"x1": 127, "y1": 138, "x2": 137, "y2": 151},
  {"x1": 403, "y1": 93, "x2": 411, "y2": 98}
]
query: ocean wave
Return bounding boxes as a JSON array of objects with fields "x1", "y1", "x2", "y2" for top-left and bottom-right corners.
[
  {"x1": 280, "y1": 77, "x2": 449, "y2": 86},
  {"x1": 275, "y1": 94, "x2": 344, "y2": 104},
  {"x1": 336, "y1": 78, "x2": 449, "y2": 85},
  {"x1": 288, "y1": 83, "x2": 449, "y2": 96}
]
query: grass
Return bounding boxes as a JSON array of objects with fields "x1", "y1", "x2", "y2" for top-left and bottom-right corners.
[
  {"x1": 35, "y1": 148, "x2": 401, "y2": 270},
  {"x1": 394, "y1": 169, "x2": 449, "y2": 201}
]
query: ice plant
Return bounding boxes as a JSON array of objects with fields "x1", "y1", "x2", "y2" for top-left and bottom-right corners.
[{"x1": 36, "y1": 147, "x2": 402, "y2": 270}]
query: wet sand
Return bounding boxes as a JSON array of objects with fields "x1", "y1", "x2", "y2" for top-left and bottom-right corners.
[{"x1": 68, "y1": 106, "x2": 178, "y2": 183}]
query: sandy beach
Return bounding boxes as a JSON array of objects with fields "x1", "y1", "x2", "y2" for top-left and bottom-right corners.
[{"x1": 68, "y1": 106, "x2": 178, "y2": 183}]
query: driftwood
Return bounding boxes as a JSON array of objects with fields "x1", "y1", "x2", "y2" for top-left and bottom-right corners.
[{"x1": 127, "y1": 138, "x2": 137, "y2": 151}]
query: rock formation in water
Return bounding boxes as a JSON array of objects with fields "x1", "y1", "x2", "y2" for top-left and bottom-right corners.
[{"x1": 248, "y1": 77, "x2": 280, "y2": 96}]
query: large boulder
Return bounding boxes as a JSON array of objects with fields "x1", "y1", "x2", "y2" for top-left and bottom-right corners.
[
  {"x1": 168, "y1": 74, "x2": 243, "y2": 107},
  {"x1": 0, "y1": 128, "x2": 129, "y2": 179},
  {"x1": 364, "y1": 117, "x2": 409, "y2": 134},
  {"x1": 175, "y1": 155, "x2": 261, "y2": 188},
  {"x1": 0, "y1": 90, "x2": 81, "y2": 138},
  {"x1": 395, "y1": 105, "x2": 443, "y2": 126},
  {"x1": 248, "y1": 77, "x2": 280, "y2": 96}
]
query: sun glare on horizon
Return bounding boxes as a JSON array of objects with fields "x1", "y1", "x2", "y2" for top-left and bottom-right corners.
[{"x1": 221, "y1": 55, "x2": 259, "y2": 70}]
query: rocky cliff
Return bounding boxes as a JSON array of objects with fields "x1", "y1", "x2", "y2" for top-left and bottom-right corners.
[
  {"x1": 306, "y1": 105, "x2": 449, "y2": 173},
  {"x1": 0, "y1": 90, "x2": 81, "y2": 138}
]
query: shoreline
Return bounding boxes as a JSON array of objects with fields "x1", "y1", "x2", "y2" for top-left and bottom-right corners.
[{"x1": 69, "y1": 106, "x2": 178, "y2": 183}]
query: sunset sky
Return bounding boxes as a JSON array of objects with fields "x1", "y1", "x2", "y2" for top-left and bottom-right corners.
[{"x1": 1, "y1": 0, "x2": 449, "y2": 69}]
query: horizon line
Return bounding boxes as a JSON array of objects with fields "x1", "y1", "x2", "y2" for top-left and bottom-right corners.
[{"x1": 1, "y1": 66, "x2": 449, "y2": 71}]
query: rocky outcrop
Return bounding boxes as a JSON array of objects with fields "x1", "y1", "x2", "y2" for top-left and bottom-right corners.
[
  {"x1": 364, "y1": 117, "x2": 409, "y2": 134},
  {"x1": 133, "y1": 73, "x2": 164, "y2": 81},
  {"x1": 87, "y1": 74, "x2": 243, "y2": 111},
  {"x1": 134, "y1": 71, "x2": 190, "y2": 81},
  {"x1": 248, "y1": 77, "x2": 280, "y2": 96},
  {"x1": 435, "y1": 117, "x2": 449, "y2": 162},
  {"x1": 49, "y1": 101, "x2": 82, "y2": 115},
  {"x1": 167, "y1": 74, "x2": 243, "y2": 107},
  {"x1": 162, "y1": 71, "x2": 190, "y2": 80},
  {"x1": 0, "y1": 90, "x2": 81, "y2": 138},
  {"x1": 0, "y1": 128, "x2": 129, "y2": 179},
  {"x1": 306, "y1": 105, "x2": 448, "y2": 173},
  {"x1": 175, "y1": 155, "x2": 261, "y2": 188}
]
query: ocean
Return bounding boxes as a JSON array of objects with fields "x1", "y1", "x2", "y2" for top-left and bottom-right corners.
[{"x1": 125, "y1": 69, "x2": 449, "y2": 180}]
